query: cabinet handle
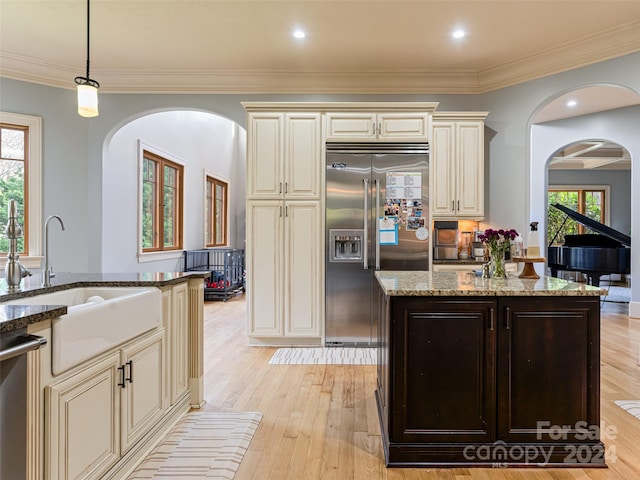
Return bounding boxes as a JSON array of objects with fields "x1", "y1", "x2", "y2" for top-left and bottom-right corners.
[
  {"x1": 118, "y1": 365, "x2": 126, "y2": 388},
  {"x1": 489, "y1": 308, "x2": 495, "y2": 331},
  {"x1": 126, "y1": 360, "x2": 133, "y2": 383},
  {"x1": 378, "y1": 123, "x2": 381, "y2": 136},
  {"x1": 285, "y1": 205, "x2": 289, "y2": 217},
  {"x1": 285, "y1": 182, "x2": 288, "y2": 194},
  {"x1": 279, "y1": 206, "x2": 283, "y2": 217},
  {"x1": 457, "y1": 200, "x2": 460, "y2": 211},
  {"x1": 452, "y1": 200, "x2": 455, "y2": 211},
  {"x1": 504, "y1": 307, "x2": 511, "y2": 329},
  {"x1": 279, "y1": 182, "x2": 282, "y2": 194}
]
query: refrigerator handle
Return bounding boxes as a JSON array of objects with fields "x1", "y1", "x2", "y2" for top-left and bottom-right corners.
[
  {"x1": 363, "y1": 178, "x2": 369, "y2": 270},
  {"x1": 375, "y1": 178, "x2": 381, "y2": 270}
]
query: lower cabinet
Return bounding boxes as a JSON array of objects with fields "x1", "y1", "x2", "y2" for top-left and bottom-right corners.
[
  {"x1": 376, "y1": 293, "x2": 603, "y2": 467},
  {"x1": 162, "y1": 282, "x2": 189, "y2": 406},
  {"x1": 46, "y1": 330, "x2": 165, "y2": 480}
]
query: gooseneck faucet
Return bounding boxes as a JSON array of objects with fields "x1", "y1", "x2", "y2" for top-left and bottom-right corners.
[
  {"x1": 4, "y1": 199, "x2": 32, "y2": 292},
  {"x1": 43, "y1": 215, "x2": 65, "y2": 287}
]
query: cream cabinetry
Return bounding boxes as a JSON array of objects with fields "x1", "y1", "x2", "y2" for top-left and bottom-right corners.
[
  {"x1": 325, "y1": 112, "x2": 430, "y2": 142},
  {"x1": 247, "y1": 112, "x2": 322, "y2": 200},
  {"x1": 431, "y1": 113, "x2": 488, "y2": 219},
  {"x1": 46, "y1": 330, "x2": 165, "y2": 480},
  {"x1": 246, "y1": 201, "x2": 321, "y2": 342}
]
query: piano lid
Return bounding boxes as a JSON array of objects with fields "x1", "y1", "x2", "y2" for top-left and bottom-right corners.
[{"x1": 551, "y1": 203, "x2": 631, "y2": 247}]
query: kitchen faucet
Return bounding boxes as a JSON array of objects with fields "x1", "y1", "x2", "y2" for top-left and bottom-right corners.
[{"x1": 43, "y1": 215, "x2": 65, "y2": 287}]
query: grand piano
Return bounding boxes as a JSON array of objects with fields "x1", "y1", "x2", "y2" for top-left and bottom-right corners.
[{"x1": 548, "y1": 203, "x2": 631, "y2": 286}]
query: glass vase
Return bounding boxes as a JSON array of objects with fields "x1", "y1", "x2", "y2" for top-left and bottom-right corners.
[{"x1": 490, "y1": 249, "x2": 507, "y2": 279}]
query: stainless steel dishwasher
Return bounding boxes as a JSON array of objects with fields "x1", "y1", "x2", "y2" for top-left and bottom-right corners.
[{"x1": 0, "y1": 326, "x2": 47, "y2": 480}]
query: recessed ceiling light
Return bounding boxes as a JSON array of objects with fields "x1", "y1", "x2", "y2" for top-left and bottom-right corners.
[
  {"x1": 566, "y1": 100, "x2": 577, "y2": 107},
  {"x1": 293, "y1": 30, "x2": 306, "y2": 39},
  {"x1": 452, "y1": 29, "x2": 465, "y2": 39}
]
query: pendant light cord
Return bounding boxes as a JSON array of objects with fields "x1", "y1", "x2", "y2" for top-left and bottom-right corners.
[
  {"x1": 75, "y1": 0, "x2": 99, "y2": 88},
  {"x1": 85, "y1": 0, "x2": 90, "y2": 80}
]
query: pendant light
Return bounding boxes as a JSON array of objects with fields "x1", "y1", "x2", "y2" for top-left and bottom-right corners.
[{"x1": 74, "y1": 0, "x2": 99, "y2": 117}]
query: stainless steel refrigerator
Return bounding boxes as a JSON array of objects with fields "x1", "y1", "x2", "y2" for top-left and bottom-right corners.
[{"x1": 325, "y1": 143, "x2": 429, "y2": 347}]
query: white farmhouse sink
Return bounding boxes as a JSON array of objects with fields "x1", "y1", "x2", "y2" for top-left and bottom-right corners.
[{"x1": 3, "y1": 287, "x2": 162, "y2": 375}]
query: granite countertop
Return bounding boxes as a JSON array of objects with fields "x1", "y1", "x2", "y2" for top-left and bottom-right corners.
[
  {"x1": 375, "y1": 271, "x2": 606, "y2": 297},
  {"x1": 0, "y1": 271, "x2": 209, "y2": 333}
]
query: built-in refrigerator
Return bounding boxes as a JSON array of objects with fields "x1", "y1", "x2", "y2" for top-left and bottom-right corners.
[{"x1": 325, "y1": 143, "x2": 429, "y2": 346}]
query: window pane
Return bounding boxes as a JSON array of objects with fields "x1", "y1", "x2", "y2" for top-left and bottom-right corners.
[
  {"x1": 0, "y1": 159, "x2": 26, "y2": 253},
  {"x1": 584, "y1": 191, "x2": 603, "y2": 223},
  {"x1": 1, "y1": 127, "x2": 25, "y2": 160},
  {"x1": 163, "y1": 165, "x2": 177, "y2": 247},
  {"x1": 547, "y1": 190, "x2": 579, "y2": 245},
  {"x1": 142, "y1": 158, "x2": 157, "y2": 249},
  {"x1": 215, "y1": 183, "x2": 226, "y2": 244},
  {"x1": 205, "y1": 179, "x2": 213, "y2": 245}
]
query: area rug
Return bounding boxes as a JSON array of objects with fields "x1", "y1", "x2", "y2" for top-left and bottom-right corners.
[
  {"x1": 269, "y1": 347, "x2": 376, "y2": 365},
  {"x1": 127, "y1": 411, "x2": 262, "y2": 479},
  {"x1": 601, "y1": 285, "x2": 631, "y2": 303},
  {"x1": 614, "y1": 400, "x2": 640, "y2": 420}
]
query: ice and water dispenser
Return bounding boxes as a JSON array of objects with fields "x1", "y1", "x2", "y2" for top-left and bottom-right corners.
[{"x1": 329, "y1": 229, "x2": 363, "y2": 262}]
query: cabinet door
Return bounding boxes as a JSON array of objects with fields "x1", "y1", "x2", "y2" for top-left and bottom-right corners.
[
  {"x1": 285, "y1": 113, "x2": 322, "y2": 199},
  {"x1": 497, "y1": 297, "x2": 600, "y2": 443},
  {"x1": 247, "y1": 201, "x2": 283, "y2": 336},
  {"x1": 170, "y1": 282, "x2": 189, "y2": 405},
  {"x1": 325, "y1": 112, "x2": 376, "y2": 141},
  {"x1": 120, "y1": 330, "x2": 165, "y2": 454},
  {"x1": 247, "y1": 112, "x2": 284, "y2": 199},
  {"x1": 455, "y1": 121, "x2": 484, "y2": 217},
  {"x1": 376, "y1": 284, "x2": 390, "y2": 435},
  {"x1": 46, "y1": 353, "x2": 121, "y2": 480},
  {"x1": 390, "y1": 297, "x2": 496, "y2": 444},
  {"x1": 378, "y1": 112, "x2": 429, "y2": 142},
  {"x1": 284, "y1": 201, "x2": 321, "y2": 337},
  {"x1": 431, "y1": 122, "x2": 456, "y2": 217}
]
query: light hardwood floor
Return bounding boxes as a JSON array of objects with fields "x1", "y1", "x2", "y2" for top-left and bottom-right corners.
[{"x1": 200, "y1": 297, "x2": 640, "y2": 480}]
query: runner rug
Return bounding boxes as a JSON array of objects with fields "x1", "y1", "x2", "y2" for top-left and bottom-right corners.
[
  {"x1": 269, "y1": 347, "x2": 377, "y2": 365},
  {"x1": 614, "y1": 400, "x2": 640, "y2": 420},
  {"x1": 127, "y1": 411, "x2": 262, "y2": 479}
]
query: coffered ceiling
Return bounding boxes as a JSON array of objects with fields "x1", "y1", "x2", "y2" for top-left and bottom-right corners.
[{"x1": 1, "y1": 0, "x2": 639, "y2": 95}]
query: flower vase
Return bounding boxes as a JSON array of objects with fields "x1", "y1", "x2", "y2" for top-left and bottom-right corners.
[{"x1": 490, "y1": 249, "x2": 507, "y2": 279}]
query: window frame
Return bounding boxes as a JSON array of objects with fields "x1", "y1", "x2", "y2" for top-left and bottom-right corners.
[
  {"x1": 0, "y1": 112, "x2": 42, "y2": 268},
  {"x1": 204, "y1": 171, "x2": 229, "y2": 248},
  {"x1": 547, "y1": 184, "x2": 610, "y2": 243},
  {"x1": 137, "y1": 142, "x2": 185, "y2": 259}
]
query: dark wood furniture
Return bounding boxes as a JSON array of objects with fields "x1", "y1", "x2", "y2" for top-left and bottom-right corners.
[{"x1": 375, "y1": 286, "x2": 605, "y2": 467}]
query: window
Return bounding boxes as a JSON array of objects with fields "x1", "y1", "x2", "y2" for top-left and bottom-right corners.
[
  {"x1": 547, "y1": 187, "x2": 607, "y2": 245},
  {"x1": 0, "y1": 112, "x2": 42, "y2": 266},
  {"x1": 141, "y1": 149, "x2": 184, "y2": 252},
  {"x1": 205, "y1": 174, "x2": 228, "y2": 247}
]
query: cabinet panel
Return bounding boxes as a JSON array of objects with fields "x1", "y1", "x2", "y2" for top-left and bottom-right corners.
[
  {"x1": 378, "y1": 113, "x2": 429, "y2": 142},
  {"x1": 456, "y1": 122, "x2": 484, "y2": 217},
  {"x1": 46, "y1": 353, "x2": 120, "y2": 480},
  {"x1": 171, "y1": 282, "x2": 189, "y2": 404},
  {"x1": 120, "y1": 330, "x2": 165, "y2": 453},
  {"x1": 285, "y1": 113, "x2": 322, "y2": 198},
  {"x1": 284, "y1": 202, "x2": 321, "y2": 336},
  {"x1": 247, "y1": 201, "x2": 283, "y2": 336},
  {"x1": 247, "y1": 113, "x2": 284, "y2": 198},
  {"x1": 325, "y1": 112, "x2": 376, "y2": 141},
  {"x1": 430, "y1": 122, "x2": 456, "y2": 216},
  {"x1": 497, "y1": 297, "x2": 600, "y2": 443},
  {"x1": 390, "y1": 297, "x2": 496, "y2": 443}
]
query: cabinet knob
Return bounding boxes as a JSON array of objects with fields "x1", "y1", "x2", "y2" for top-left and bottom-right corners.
[{"x1": 118, "y1": 365, "x2": 126, "y2": 388}]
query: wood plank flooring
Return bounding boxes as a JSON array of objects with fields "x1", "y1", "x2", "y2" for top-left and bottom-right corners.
[{"x1": 200, "y1": 297, "x2": 640, "y2": 480}]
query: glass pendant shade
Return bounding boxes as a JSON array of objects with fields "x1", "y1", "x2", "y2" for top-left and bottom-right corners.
[{"x1": 76, "y1": 82, "x2": 99, "y2": 117}]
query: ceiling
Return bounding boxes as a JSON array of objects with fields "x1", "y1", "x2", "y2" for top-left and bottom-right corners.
[
  {"x1": 1, "y1": 0, "x2": 639, "y2": 96},
  {"x1": 1, "y1": 1, "x2": 639, "y2": 170}
]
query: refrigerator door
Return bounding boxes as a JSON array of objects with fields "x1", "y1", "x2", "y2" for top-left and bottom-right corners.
[
  {"x1": 372, "y1": 152, "x2": 429, "y2": 270},
  {"x1": 325, "y1": 152, "x2": 374, "y2": 346}
]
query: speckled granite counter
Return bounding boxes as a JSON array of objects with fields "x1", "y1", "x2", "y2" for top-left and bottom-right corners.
[
  {"x1": 0, "y1": 271, "x2": 209, "y2": 333},
  {"x1": 375, "y1": 270, "x2": 605, "y2": 296}
]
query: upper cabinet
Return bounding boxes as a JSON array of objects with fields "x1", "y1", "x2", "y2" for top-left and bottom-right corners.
[
  {"x1": 246, "y1": 112, "x2": 322, "y2": 200},
  {"x1": 431, "y1": 113, "x2": 488, "y2": 219},
  {"x1": 326, "y1": 112, "x2": 431, "y2": 142}
]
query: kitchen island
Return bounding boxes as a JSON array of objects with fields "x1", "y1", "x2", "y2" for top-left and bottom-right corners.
[{"x1": 374, "y1": 271, "x2": 606, "y2": 468}]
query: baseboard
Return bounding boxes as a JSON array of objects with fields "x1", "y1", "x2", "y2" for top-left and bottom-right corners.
[
  {"x1": 102, "y1": 394, "x2": 191, "y2": 480},
  {"x1": 629, "y1": 301, "x2": 640, "y2": 319}
]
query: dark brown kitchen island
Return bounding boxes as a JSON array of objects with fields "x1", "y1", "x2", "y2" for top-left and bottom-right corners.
[{"x1": 374, "y1": 271, "x2": 607, "y2": 468}]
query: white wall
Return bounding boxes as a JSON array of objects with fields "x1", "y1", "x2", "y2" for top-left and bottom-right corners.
[
  {"x1": 102, "y1": 110, "x2": 246, "y2": 272},
  {"x1": 531, "y1": 106, "x2": 640, "y2": 316}
]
